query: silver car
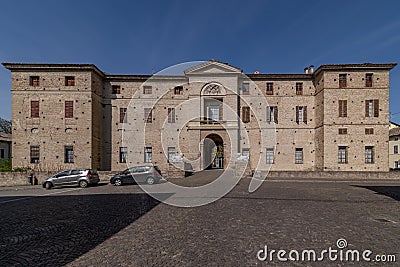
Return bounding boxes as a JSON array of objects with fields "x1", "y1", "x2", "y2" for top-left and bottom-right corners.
[
  {"x1": 110, "y1": 166, "x2": 163, "y2": 186},
  {"x1": 42, "y1": 169, "x2": 100, "y2": 189}
]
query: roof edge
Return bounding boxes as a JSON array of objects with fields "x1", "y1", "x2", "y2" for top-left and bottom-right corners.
[
  {"x1": 2, "y1": 63, "x2": 104, "y2": 77},
  {"x1": 314, "y1": 63, "x2": 397, "y2": 76}
]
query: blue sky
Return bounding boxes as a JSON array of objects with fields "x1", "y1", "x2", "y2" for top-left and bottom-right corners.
[{"x1": 0, "y1": 0, "x2": 399, "y2": 123}]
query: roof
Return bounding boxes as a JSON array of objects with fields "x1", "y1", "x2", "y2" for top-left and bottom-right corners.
[
  {"x1": 2, "y1": 63, "x2": 104, "y2": 77},
  {"x1": 246, "y1": 73, "x2": 313, "y2": 80},
  {"x1": 0, "y1": 132, "x2": 11, "y2": 142},
  {"x1": 2, "y1": 62, "x2": 397, "y2": 80},
  {"x1": 390, "y1": 127, "x2": 400, "y2": 137},
  {"x1": 314, "y1": 63, "x2": 397, "y2": 76}
]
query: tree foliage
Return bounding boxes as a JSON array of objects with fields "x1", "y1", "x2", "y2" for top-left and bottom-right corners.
[{"x1": 0, "y1": 117, "x2": 11, "y2": 134}]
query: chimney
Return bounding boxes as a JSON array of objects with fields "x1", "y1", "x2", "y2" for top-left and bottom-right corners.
[
  {"x1": 304, "y1": 67, "x2": 309, "y2": 74},
  {"x1": 254, "y1": 70, "x2": 260, "y2": 74},
  {"x1": 309, "y1": 65, "x2": 314, "y2": 74}
]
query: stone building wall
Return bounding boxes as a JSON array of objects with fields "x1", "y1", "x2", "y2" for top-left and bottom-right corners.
[{"x1": 3, "y1": 61, "x2": 396, "y2": 175}]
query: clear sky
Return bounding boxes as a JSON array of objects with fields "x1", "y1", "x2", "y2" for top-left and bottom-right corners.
[{"x1": 0, "y1": 0, "x2": 399, "y2": 123}]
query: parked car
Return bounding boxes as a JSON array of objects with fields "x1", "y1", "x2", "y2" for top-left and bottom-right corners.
[
  {"x1": 42, "y1": 169, "x2": 100, "y2": 189},
  {"x1": 110, "y1": 166, "x2": 162, "y2": 186}
]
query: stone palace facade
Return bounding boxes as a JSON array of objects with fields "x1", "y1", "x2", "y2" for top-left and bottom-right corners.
[{"x1": 2, "y1": 61, "x2": 396, "y2": 174}]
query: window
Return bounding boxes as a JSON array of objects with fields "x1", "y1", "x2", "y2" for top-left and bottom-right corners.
[
  {"x1": 395, "y1": 161, "x2": 399, "y2": 169},
  {"x1": 31, "y1": 101, "x2": 39, "y2": 118},
  {"x1": 338, "y1": 146, "x2": 347, "y2": 164},
  {"x1": 296, "y1": 106, "x2": 307, "y2": 124},
  {"x1": 30, "y1": 146, "x2": 40, "y2": 163},
  {"x1": 207, "y1": 105, "x2": 221, "y2": 123},
  {"x1": 365, "y1": 146, "x2": 374, "y2": 164},
  {"x1": 174, "y1": 86, "x2": 183, "y2": 95},
  {"x1": 144, "y1": 147, "x2": 152, "y2": 163},
  {"x1": 65, "y1": 101, "x2": 73, "y2": 118},
  {"x1": 30, "y1": 76, "x2": 40, "y2": 86},
  {"x1": 296, "y1": 83, "x2": 303, "y2": 95},
  {"x1": 365, "y1": 99, "x2": 379, "y2": 117},
  {"x1": 242, "y1": 83, "x2": 249, "y2": 95},
  {"x1": 168, "y1": 108, "x2": 175, "y2": 123},
  {"x1": 112, "y1": 85, "x2": 121, "y2": 94},
  {"x1": 267, "y1": 106, "x2": 278, "y2": 123},
  {"x1": 120, "y1": 108, "x2": 127, "y2": 123},
  {"x1": 65, "y1": 76, "x2": 75, "y2": 86},
  {"x1": 143, "y1": 85, "x2": 152, "y2": 94},
  {"x1": 266, "y1": 148, "x2": 274, "y2": 164},
  {"x1": 295, "y1": 148, "x2": 303, "y2": 164},
  {"x1": 366, "y1": 73, "x2": 373, "y2": 87},
  {"x1": 55, "y1": 170, "x2": 70, "y2": 178},
  {"x1": 365, "y1": 128, "x2": 374, "y2": 135},
  {"x1": 144, "y1": 108, "x2": 152, "y2": 123},
  {"x1": 339, "y1": 74, "x2": 347, "y2": 88},
  {"x1": 242, "y1": 106, "x2": 250, "y2": 123},
  {"x1": 0, "y1": 149, "x2": 4, "y2": 159},
  {"x1": 394, "y1": 145, "x2": 398, "y2": 154},
  {"x1": 120, "y1": 147, "x2": 127, "y2": 163},
  {"x1": 338, "y1": 128, "x2": 348, "y2": 135},
  {"x1": 266, "y1": 83, "x2": 273, "y2": 95},
  {"x1": 338, "y1": 100, "x2": 347, "y2": 117},
  {"x1": 168, "y1": 147, "x2": 176, "y2": 161},
  {"x1": 242, "y1": 148, "x2": 250, "y2": 158},
  {"x1": 64, "y1": 146, "x2": 74, "y2": 163}
]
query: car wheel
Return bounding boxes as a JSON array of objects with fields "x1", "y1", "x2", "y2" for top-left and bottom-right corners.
[
  {"x1": 79, "y1": 180, "x2": 88, "y2": 188},
  {"x1": 146, "y1": 177, "x2": 155, "y2": 185},
  {"x1": 45, "y1": 182, "x2": 53, "y2": 190},
  {"x1": 114, "y1": 178, "x2": 122, "y2": 186}
]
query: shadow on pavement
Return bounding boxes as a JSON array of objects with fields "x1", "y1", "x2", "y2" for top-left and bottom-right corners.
[
  {"x1": 353, "y1": 185, "x2": 400, "y2": 201},
  {"x1": 0, "y1": 192, "x2": 171, "y2": 266}
]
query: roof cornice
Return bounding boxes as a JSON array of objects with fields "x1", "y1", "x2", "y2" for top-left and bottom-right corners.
[
  {"x1": 2, "y1": 63, "x2": 105, "y2": 77},
  {"x1": 314, "y1": 63, "x2": 397, "y2": 76}
]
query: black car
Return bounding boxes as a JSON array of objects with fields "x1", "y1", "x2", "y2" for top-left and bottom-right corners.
[{"x1": 110, "y1": 166, "x2": 162, "y2": 186}]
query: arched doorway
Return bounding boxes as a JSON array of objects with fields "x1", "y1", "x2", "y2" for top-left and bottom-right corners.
[{"x1": 203, "y1": 134, "x2": 224, "y2": 169}]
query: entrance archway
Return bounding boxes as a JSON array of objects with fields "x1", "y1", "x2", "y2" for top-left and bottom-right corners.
[{"x1": 203, "y1": 134, "x2": 224, "y2": 169}]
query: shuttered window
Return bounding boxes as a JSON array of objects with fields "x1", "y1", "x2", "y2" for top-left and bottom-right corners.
[
  {"x1": 366, "y1": 73, "x2": 373, "y2": 87},
  {"x1": 30, "y1": 146, "x2": 40, "y2": 163},
  {"x1": 31, "y1": 101, "x2": 39, "y2": 118},
  {"x1": 168, "y1": 108, "x2": 175, "y2": 123},
  {"x1": 365, "y1": 128, "x2": 374, "y2": 135},
  {"x1": 266, "y1": 83, "x2": 273, "y2": 95},
  {"x1": 365, "y1": 99, "x2": 379, "y2": 117},
  {"x1": 143, "y1": 86, "x2": 152, "y2": 94},
  {"x1": 339, "y1": 74, "x2": 347, "y2": 88},
  {"x1": 338, "y1": 128, "x2": 348, "y2": 135},
  {"x1": 64, "y1": 146, "x2": 74, "y2": 163},
  {"x1": 296, "y1": 83, "x2": 303, "y2": 95},
  {"x1": 242, "y1": 83, "x2": 249, "y2": 95},
  {"x1": 338, "y1": 146, "x2": 348, "y2": 164},
  {"x1": 144, "y1": 108, "x2": 152, "y2": 123},
  {"x1": 267, "y1": 106, "x2": 278, "y2": 123},
  {"x1": 30, "y1": 76, "x2": 40, "y2": 86},
  {"x1": 365, "y1": 146, "x2": 374, "y2": 164},
  {"x1": 338, "y1": 100, "x2": 347, "y2": 117},
  {"x1": 65, "y1": 101, "x2": 73, "y2": 118},
  {"x1": 296, "y1": 106, "x2": 307, "y2": 124},
  {"x1": 242, "y1": 106, "x2": 250, "y2": 123},
  {"x1": 120, "y1": 108, "x2": 127, "y2": 123},
  {"x1": 112, "y1": 85, "x2": 121, "y2": 94},
  {"x1": 65, "y1": 76, "x2": 75, "y2": 86}
]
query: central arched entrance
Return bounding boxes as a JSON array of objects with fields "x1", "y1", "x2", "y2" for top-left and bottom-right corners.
[{"x1": 203, "y1": 134, "x2": 224, "y2": 169}]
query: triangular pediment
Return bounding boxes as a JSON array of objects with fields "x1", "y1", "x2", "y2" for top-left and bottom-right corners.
[{"x1": 184, "y1": 60, "x2": 242, "y2": 75}]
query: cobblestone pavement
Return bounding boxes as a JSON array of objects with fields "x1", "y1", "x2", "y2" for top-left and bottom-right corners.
[{"x1": 0, "y1": 171, "x2": 399, "y2": 266}]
